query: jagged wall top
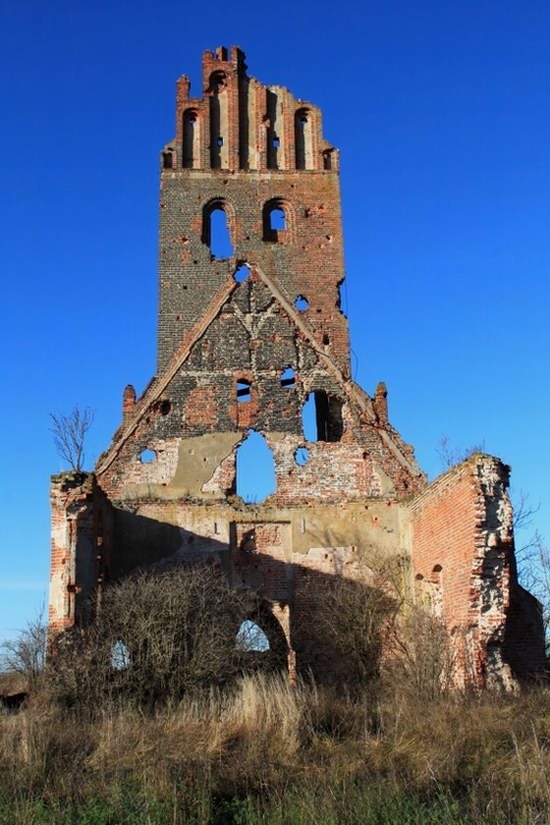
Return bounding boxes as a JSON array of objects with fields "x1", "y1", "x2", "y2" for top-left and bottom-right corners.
[{"x1": 162, "y1": 46, "x2": 339, "y2": 173}]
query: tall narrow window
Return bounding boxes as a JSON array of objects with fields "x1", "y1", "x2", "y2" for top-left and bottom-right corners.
[
  {"x1": 301, "y1": 391, "x2": 343, "y2": 443},
  {"x1": 209, "y1": 71, "x2": 226, "y2": 169},
  {"x1": 202, "y1": 201, "x2": 234, "y2": 260},
  {"x1": 183, "y1": 109, "x2": 198, "y2": 168},
  {"x1": 295, "y1": 108, "x2": 313, "y2": 170}
]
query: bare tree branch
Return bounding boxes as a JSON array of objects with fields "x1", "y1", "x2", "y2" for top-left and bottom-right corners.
[{"x1": 50, "y1": 406, "x2": 94, "y2": 472}]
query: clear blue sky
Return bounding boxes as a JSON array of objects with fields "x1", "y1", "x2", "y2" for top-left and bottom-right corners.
[{"x1": 1, "y1": 0, "x2": 549, "y2": 641}]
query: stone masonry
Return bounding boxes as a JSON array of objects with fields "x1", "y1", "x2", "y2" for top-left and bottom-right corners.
[{"x1": 49, "y1": 46, "x2": 545, "y2": 687}]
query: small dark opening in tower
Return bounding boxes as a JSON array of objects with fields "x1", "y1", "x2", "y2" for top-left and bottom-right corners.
[
  {"x1": 295, "y1": 108, "x2": 312, "y2": 170},
  {"x1": 236, "y1": 379, "x2": 251, "y2": 402},
  {"x1": 162, "y1": 151, "x2": 173, "y2": 169},
  {"x1": 183, "y1": 110, "x2": 197, "y2": 168},
  {"x1": 209, "y1": 71, "x2": 226, "y2": 169}
]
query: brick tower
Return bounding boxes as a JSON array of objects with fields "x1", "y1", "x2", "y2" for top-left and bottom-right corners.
[{"x1": 49, "y1": 47, "x2": 545, "y2": 687}]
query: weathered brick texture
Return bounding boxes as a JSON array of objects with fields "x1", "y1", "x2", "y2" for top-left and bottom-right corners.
[{"x1": 49, "y1": 47, "x2": 544, "y2": 686}]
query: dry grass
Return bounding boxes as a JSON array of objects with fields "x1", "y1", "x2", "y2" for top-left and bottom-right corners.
[{"x1": 1, "y1": 674, "x2": 549, "y2": 822}]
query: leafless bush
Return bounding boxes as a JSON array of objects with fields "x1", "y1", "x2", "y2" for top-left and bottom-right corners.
[
  {"x1": 436, "y1": 435, "x2": 486, "y2": 471},
  {"x1": 299, "y1": 557, "x2": 404, "y2": 689},
  {"x1": 50, "y1": 405, "x2": 94, "y2": 471},
  {"x1": 1, "y1": 608, "x2": 47, "y2": 690},
  {"x1": 49, "y1": 565, "x2": 259, "y2": 709},
  {"x1": 384, "y1": 603, "x2": 457, "y2": 700}
]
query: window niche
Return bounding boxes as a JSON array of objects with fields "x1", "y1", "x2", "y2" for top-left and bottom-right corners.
[
  {"x1": 182, "y1": 109, "x2": 199, "y2": 168},
  {"x1": 209, "y1": 71, "x2": 227, "y2": 169},
  {"x1": 263, "y1": 199, "x2": 289, "y2": 242},
  {"x1": 295, "y1": 108, "x2": 313, "y2": 170}
]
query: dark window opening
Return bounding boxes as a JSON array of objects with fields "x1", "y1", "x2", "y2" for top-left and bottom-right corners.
[
  {"x1": 162, "y1": 151, "x2": 173, "y2": 169},
  {"x1": 294, "y1": 295, "x2": 309, "y2": 311},
  {"x1": 235, "y1": 430, "x2": 276, "y2": 503},
  {"x1": 266, "y1": 90, "x2": 278, "y2": 169},
  {"x1": 295, "y1": 108, "x2": 312, "y2": 170},
  {"x1": 323, "y1": 334, "x2": 330, "y2": 346},
  {"x1": 323, "y1": 150, "x2": 332, "y2": 170},
  {"x1": 236, "y1": 379, "x2": 251, "y2": 402},
  {"x1": 159, "y1": 400, "x2": 171, "y2": 416},
  {"x1": 301, "y1": 391, "x2": 343, "y2": 443},
  {"x1": 203, "y1": 204, "x2": 234, "y2": 260},
  {"x1": 234, "y1": 263, "x2": 251, "y2": 283},
  {"x1": 183, "y1": 110, "x2": 197, "y2": 168},
  {"x1": 280, "y1": 367, "x2": 295, "y2": 388},
  {"x1": 209, "y1": 72, "x2": 226, "y2": 169}
]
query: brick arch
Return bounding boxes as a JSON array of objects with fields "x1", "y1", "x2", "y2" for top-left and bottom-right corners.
[
  {"x1": 201, "y1": 197, "x2": 237, "y2": 251},
  {"x1": 262, "y1": 196, "x2": 295, "y2": 242}
]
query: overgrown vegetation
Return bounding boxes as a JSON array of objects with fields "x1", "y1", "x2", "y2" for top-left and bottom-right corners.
[{"x1": 1, "y1": 565, "x2": 548, "y2": 824}]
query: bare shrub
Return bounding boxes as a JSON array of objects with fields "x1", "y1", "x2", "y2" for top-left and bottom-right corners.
[
  {"x1": 384, "y1": 604, "x2": 457, "y2": 700},
  {"x1": 50, "y1": 405, "x2": 94, "y2": 471},
  {"x1": 1, "y1": 609, "x2": 47, "y2": 691},
  {"x1": 436, "y1": 435, "x2": 486, "y2": 471},
  {"x1": 298, "y1": 557, "x2": 403, "y2": 689},
  {"x1": 49, "y1": 565, "x2": 259, "y2": 709}
]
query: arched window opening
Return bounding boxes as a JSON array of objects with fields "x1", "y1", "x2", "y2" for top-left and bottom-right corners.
[
  {"x1": 203, "y1": 203, "x2": 234, "y2": 260},
  {"x1": 295, "y1": 108, "x2": 313, "y2": 170},
  {"x1": 262, "y1": 199, "x2": 289, "y2": 242},
  {"x1": 323, "y1": 150, "x2": 333, "y2": 171},
  {"x1": 182, "y1": 109, "x2": 198, "y2": 168},
  {"x1": 301, "y1": 391, "x2": 343, "y2": 443},
  {"x1": 234, "y1": 263, "x2": 251, "y2": 283},
  {"x1": 139, "y1": 448, "x2": 157, "y2": 463},
  {"x1": 236, "y1": 620, "x2": 270, "y2": 652},
  {"x1": 235, "y1": 605, "x2": 289, "y2": 673},
  {"x1": 266, "y1": 89, "x2": 279, "y2": 170},
  {"x1": 280, "y1": 367, "x2": 295, "y2": 388},
  {"x1": 162, "y1": 150, "x2": 174, "y2": 169},
  {"x1": 236, "y1": 378, "x2": 251, "y2": 402},
  {"x1": 235, "y1": 430, "x2": 276, "y2": 504}
]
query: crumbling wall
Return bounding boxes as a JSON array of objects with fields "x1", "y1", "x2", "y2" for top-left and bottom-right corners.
[
  {"x1": 407, "y1": 454, "x2": 539, "y2": 687},
  {"x1": 49, "y1": 473, "x2": 113, "y2": 634}
]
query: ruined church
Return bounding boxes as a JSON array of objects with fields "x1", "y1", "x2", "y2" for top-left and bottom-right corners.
[{"x1": 49, "y1": 47, "x2": 545, "y2": 686}]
